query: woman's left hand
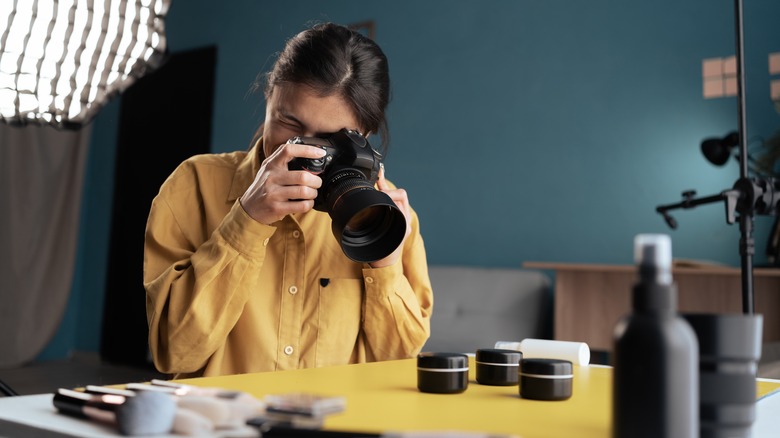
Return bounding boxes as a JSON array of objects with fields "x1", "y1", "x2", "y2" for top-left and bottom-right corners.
[{"x1": 369, "y1": 164, "x2": 412, "y2": 268}]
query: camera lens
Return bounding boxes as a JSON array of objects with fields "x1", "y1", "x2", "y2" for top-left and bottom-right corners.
[
  {"x1": 324, "y1": 169, "x2": 407, "y2": 263},
  {"x1": 345, "y1": 207, "x2": 385, "y2": 234}
]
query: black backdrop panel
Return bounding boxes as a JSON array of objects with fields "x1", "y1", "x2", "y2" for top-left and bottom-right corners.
[{"x1": 101, "y1": 46, "x2": 217, "y2": 368}]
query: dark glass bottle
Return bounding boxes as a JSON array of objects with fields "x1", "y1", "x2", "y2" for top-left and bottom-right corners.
[{"x1": 612, "y1": 234, "x2": 699, "y2": 438}]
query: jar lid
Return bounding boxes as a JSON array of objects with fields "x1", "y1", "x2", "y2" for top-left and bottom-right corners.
[
  {"x1": 476, "y1": 348, "x2": 522, "y2": 364},
  {"x1": 682, "y1": 313, "x2": 763, "y2": 361},
  {"x1": 521, "y1": 358, "x2": 573, "y2": 376},
  {"x1": 417, "y1": 352, "x2": 469, "y2": 369}
]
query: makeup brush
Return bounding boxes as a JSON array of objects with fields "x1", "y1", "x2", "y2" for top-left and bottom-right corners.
[
  {"x1": 150, "y1": 379, "x2": 262, "y2": 404},
  {"x1": 53, "y1": 388, "x2": 176, "y2": 436}
]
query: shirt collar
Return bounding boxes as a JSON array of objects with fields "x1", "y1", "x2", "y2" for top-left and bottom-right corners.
[{"x1": 228, "y1": 136, "x2": 263, "y2": 202}]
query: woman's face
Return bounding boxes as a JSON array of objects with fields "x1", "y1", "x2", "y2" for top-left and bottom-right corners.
[{"x1": 262, "y1": 84, "x2": 362, "y2": 158}]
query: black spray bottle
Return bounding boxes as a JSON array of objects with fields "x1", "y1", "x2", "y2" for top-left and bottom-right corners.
[{"x1": 612, "y1": 234, "x2": 699, "y2": 438}]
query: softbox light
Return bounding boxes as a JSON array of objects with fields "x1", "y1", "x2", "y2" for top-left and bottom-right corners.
[{"x1": 0, "y1": 0, "x2": 171, "y2": 129}]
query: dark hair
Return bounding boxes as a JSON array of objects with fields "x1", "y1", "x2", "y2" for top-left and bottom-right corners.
[{"x1": 257, "y1": 22, "x2": 391, "y2": 154}]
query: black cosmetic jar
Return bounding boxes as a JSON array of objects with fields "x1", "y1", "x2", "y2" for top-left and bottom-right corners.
[
  {"x1": 475, "y1": 348, "x2": 522, "y2": 386},
  {"x1": 519, "y1": 358, "x2": 573, "y2": 401},
  {"x1": 417, "y1": 352, "x2": 469, "y2": 394}
]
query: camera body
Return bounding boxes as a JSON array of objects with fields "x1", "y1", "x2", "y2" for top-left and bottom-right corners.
[
  {"x1": 288, "y1": 128, "x2": 382, "y2": 211},
  {"x1": 286, "y1": 128, "x2": 405, "y2": 263}
]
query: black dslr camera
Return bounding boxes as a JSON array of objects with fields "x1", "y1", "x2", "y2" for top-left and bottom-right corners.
[{"x1": 288, "y1": 129, "x2": 406, "y2": 263}]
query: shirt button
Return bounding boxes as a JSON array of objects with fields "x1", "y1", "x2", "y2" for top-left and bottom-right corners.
[
  {"x1": 284, "y1": 345, "x2": 294, "y2": 355},
  {"x1": 288, "y1": 285, "x2": 298, "y2": 295},
  {"x1": 263, "y1": 238, "x2": 270, "y2": 246},
  {"x1": 365, "y1": 277, "x2": 374, "y2": 284},
  {"x1": 292, "y1": 230, "x2": 301, "y2": 238}
]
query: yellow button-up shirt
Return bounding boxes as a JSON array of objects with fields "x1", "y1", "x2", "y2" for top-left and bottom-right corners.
[{"x1": 143, "y1": 141, "x2": 433, "y2": 378}]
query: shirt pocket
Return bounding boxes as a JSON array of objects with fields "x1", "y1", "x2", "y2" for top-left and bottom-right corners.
[{"x1": 316, "y1": 278, "x2": 363, "y2": 367}]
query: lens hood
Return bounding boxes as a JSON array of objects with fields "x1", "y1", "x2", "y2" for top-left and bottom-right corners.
[{"x1": 328, "y1": 187, "x2": 406, "y2": 263}]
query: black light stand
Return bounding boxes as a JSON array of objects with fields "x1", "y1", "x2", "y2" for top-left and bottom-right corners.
[{"x1": 655, "y1": 0, "x2": 780, "y2": 315}]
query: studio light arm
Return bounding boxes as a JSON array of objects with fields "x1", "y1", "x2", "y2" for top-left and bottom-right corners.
[
  {"x1": 656, "y1": 177, "x2": 780, "y2": 313},
  {"x1": 656, "y1": 190, "x2": 737, "y2": 229},
  {"x1": 657, "y1": 178, "x2": 780, "y2": 229}
]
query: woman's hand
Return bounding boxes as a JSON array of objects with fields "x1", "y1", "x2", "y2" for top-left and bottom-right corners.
[
  {"x1": 240, "y1": 142, "x2": 326, "y2": 225},
  {"x1": 369, "y1": 164, "x2": 413, "y2": 268}
]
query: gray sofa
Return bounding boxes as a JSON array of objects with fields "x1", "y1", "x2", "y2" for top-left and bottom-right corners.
[{"x1": 421, "y1": 265, "x2": 553, "y2": 354}]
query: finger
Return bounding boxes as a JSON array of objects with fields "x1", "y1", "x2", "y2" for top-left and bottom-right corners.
[
  {"x1": 374, "y1": 165, "x2": 412, "y2": 228},
  {"x1": 271, "y1": 143, "x2": 327, "y2": 165},
  {"x1": 376, "y1": 163, "x2": 389, "y2": 191},
  {"x1": 279, "y1": 184, "x2": 320, "y2": 201},
  {"x1": 385, "y1": 189, "x2": 412, "y2": 227},
  {"x1": 283, "y1": 168, "x2": 323, "y2": 189},
  {"x1": 294, "y1": 143, "x2": 328, "y2": 159}
]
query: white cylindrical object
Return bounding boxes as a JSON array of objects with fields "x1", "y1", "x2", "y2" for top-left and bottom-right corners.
[
  {"x1": 494, "y1": 338, "x2": 590, "y2": 366},
  {"x1": 493, "y1": 341, "x2": 522, "y2": 352}
]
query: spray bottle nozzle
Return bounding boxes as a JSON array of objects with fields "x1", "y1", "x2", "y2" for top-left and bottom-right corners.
[{"x1": 634, "y1": 234, "x2": 672, "y2": 286}]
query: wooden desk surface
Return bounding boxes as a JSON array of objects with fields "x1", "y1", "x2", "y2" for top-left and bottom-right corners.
[{"x1": 523, "y1": 261, "x2": 780, "y2": 351}]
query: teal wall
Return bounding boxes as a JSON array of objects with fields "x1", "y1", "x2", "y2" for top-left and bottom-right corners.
[{"x1": 39, "y1": 0, "x2": 780, "y2": 360}]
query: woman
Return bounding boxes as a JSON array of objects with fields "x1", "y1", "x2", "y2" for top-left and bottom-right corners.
[{"x1": 143, "y1": 22, "x2": 432, "y2": 378}]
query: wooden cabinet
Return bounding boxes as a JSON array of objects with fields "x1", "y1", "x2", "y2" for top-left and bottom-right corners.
[{"x1": 523, "y1": 262, "x2": 780, "y2": 352}]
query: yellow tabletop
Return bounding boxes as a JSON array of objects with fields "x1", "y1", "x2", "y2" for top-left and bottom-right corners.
[{"x1": 173, "y1": 358, "x2": 780, "y2": 438}]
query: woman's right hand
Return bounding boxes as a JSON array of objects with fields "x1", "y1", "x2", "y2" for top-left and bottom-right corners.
[{"x1": 240, "y1": 142, "x2": 327, "y2": 225}]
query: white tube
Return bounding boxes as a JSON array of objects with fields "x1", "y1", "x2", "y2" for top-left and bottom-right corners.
[{"x1": 494, "y1": 338, "x2": 590, "y2": 366}]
